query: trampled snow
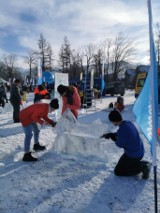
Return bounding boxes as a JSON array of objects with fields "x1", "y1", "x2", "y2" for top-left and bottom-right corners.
[{"x1": 0, "y1": 90, "x2": 160, "y2": 213}]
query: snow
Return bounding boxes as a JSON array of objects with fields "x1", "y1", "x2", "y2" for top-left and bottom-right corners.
[{"x1": 0, "y1": 90, "x2": 160, "y2": 213}]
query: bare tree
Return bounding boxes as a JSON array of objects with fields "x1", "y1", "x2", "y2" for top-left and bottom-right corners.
[
  {"x1": 59, "y1": 36, "x2": 71, "y2": 73},
  {"x1": 0, "y1": 61, "x2": 8, "y2": 79},
  {"x1": 37, "y1": 33, "x2": 52, "y2": 72},
  {"x1": 2, "y1": 53, "x2": 17, "y2": 80},
  {"x1": 24, "y1": 49, "x2": 37, "y2": 82},
  {"x1": 81, "y1": 43, "x2": 96, "y2": 74},
  {"x1": 110, "y1": 32, "x2": 136, "y2": 81},
  {"x1": 70, "y1": 50, "x2": 84, "y2": 80},
  {"x1": 46, "y1": 44, "x2": 54, "y2": 70},
  {"x1": 93, "y1": 48, "x2": 103, "y2": 77}
]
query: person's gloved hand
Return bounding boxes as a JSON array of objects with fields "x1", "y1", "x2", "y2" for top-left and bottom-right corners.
[
  {"x1": 101, "y1": 133, "x2": 110, "y2": 139},
  {"x1": 50, "y1": 121, "x2": 57, "y2": 127},
  {"x1": 109, "y1": 133, "x2": 118, "y2": 141},
  {"x1": 101, "y1": 133, "x2": 117, "y2": 141}
]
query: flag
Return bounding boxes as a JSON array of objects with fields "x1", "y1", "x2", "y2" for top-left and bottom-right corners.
[
  {"x1": 101, "y1": 62, "x2": 105, "y2": 96},
  {"x1": 90, "y1": 69, "x2": 94, "y2": 89},
  {"x1": 37, "y1": 60, "x2": 42, "y2": 85},
  {"x1": 133, "y1": 0, "x2": 158, "y2": 156},
  {"x1": 24, "y1": 76, "x2": 27, "y2": 86},
  {"x1": 102, "y1": 62, "x2": 104, "y2": 78},
  {"x1": 133, "y1": 2, "x2": 159, "y2": 210}
]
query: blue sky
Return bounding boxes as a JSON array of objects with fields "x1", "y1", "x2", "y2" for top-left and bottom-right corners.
[{"x1": 0, "y1": 0, "x2": 159, "y2": 68}]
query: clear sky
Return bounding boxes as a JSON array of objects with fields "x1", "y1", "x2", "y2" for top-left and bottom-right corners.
[{"x1": 0, "y1": 0, "x2": 159, "y2": 68}]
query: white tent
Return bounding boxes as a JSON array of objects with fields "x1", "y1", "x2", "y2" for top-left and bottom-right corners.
[{"x1": 0, "y1": 78, "x2": 9, "y2": 84}]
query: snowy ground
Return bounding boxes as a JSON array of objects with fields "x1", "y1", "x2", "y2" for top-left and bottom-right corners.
[{"x1": 0, "y1": 90, "x2": 160, "y2": 213}]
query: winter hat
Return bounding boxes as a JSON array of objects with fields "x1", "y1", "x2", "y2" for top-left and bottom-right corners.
[
  {"x1": 57, "y1": 84, "x2": 67, "y2": 96},
  {"x1": 108, "y1": 109, "x2": 122, "y2": 122},
  {"x1": 38, "y1": 85, "x2": 45, "y2": 91},
  {"x1": 14, "y1": 79, "x2": 20, "y2": 84},
  {"x1": 50, "y1": 98, "x2": 59, "y2": 109}
]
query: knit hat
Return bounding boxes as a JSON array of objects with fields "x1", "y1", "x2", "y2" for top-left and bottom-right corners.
[
  {"x1": 38, "y1": 85, "x2": 45, "y2": 91},
  {"x1": 50, "y1": 98, "x2": 59, "y2": 109},
  {"x1": 14, "y1": 79, "x2": 20, "y2": 84},
  {"x1": 57, "y1": 84, "x2": 67, "y2": 96},
  {"x1": 108, "y1": 109, "x2": 122, "y2": 122}
]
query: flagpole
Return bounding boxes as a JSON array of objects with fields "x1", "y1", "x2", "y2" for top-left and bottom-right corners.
[
  {"x1": 148, "y1": 0, "x2": 158, "y2": 212},
  {"x1": 153, "y1": 166, "x2": 158, "y2": 213}
]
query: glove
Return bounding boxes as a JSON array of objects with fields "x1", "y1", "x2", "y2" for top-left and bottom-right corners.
[
  {"x1": 19, "y1": 100, "x2": 23, "y2": 105},
  {"x1": 50, "y1": 121, "x2": 57, "y2": 127},
  {"x1": 101, "y1": 133, "x2": 117, "y2": 141},
  {"x1": 109, "y1": 133, "x2": 118, "y2": 141},
  {"x1": 101, "y1": 133, "x2": 110, "y2": 139}
]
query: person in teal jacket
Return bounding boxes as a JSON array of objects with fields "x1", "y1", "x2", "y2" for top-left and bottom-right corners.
[{"x1": 101, "y1": 109, "x2": 151, "y2": 179}]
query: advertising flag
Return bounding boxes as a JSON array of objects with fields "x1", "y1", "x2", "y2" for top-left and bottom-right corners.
[
  {"x1": 133, "y1": 0, "x2": 158, "y2": 154},
  {"x1": 37, "y1": 60, "x2": 42, "y2": 85},
  {"x1": 133, "y1": 1, "x2": 158, "y2": 210}
]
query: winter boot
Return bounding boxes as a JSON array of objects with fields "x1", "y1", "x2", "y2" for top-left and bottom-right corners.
[
  {"x1": 22, "y1": 152, "x2": 38, "y2": 162},
  {"x1": 141, "y1": 162, "x2": 151, "y2": 179},
  {"x1": 33, "y1": 143, "x2": 46, "y2": 151}
]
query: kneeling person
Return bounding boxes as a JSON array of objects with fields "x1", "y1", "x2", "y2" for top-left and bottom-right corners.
[
  {"x1": 101, "y1": 110, "x2": 151, "y2": 179},
  {"x1": 19, "y1": 98, "x2": 59, "y2": 162}
]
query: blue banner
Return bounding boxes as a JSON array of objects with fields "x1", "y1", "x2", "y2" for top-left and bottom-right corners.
[
  {"x1": 133, "y1": 0, "x2": 158, "y2": 155},
  {"x1": 133, "y1": 70, "x2": 152, "y2": 144}
]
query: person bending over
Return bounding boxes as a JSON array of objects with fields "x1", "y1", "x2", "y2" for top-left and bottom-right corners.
[
  {"x1": 19, "y1": 98, "x2": 59, "y2": 162},
  {"x1": 57, "y1": 84, "x2": 81, "y2": 119}
]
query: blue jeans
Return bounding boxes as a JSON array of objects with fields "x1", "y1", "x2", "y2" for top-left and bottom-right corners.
[{"x1": 23, "y1": 123, "x2": 40, "y2": 152}]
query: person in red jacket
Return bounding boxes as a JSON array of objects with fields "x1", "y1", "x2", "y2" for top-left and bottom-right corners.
[
  {"x1": 57, "y1": 84, "x2": 81, "y2": 118},
  {"x1": 19, "y1": 98, "x2": 59, "y2": 162}
]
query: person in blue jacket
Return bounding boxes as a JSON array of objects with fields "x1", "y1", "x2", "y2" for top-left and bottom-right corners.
[{"x1": 101, "y1": 109, "x2": 151, "y2": 179}]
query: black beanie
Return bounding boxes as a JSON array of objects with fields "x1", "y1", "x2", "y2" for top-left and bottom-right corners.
[
  {"x1": 108, "y1": 110, "x2": 122, "y2": 122},
  {"x1": 38, "y1": 85, "x2": 45, "y2": 91},
  {"x1": 50, "y1": 98, "x2": 59, "y2": 109},
  {"x1": 14, "y1": 79, "x2": 20, "y2": 83},
  {"x1": 57, "y1": 84, "x2": 66, "y2": 96}
]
